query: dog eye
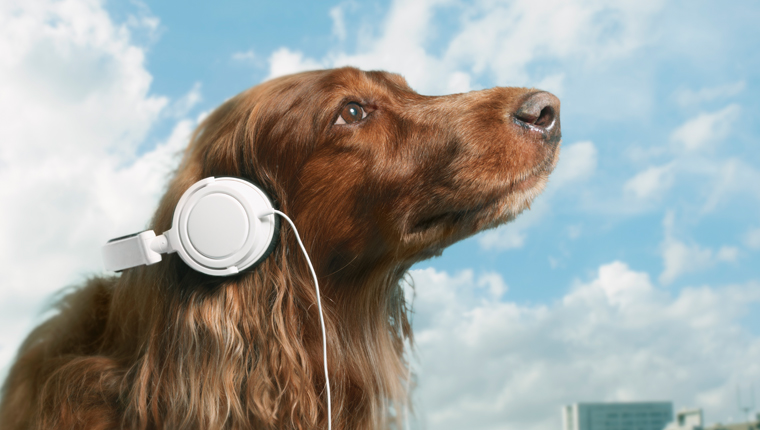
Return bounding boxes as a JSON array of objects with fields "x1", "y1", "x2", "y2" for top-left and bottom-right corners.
[{"x1": 335, "y1": 102, "x2": 367, "y2": 125}]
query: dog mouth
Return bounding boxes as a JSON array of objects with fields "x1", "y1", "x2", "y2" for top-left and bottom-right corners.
[
  {"x1": 405, "y1": 134, "x2": 561, "y2": 247},
  {"x1": 409, "y1": 172, "x2": 545, "y2": 235}
]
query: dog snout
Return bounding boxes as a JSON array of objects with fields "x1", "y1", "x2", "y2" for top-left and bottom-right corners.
[{"x1": 513, "y1": 91, "x2": 561, "y2": 143}]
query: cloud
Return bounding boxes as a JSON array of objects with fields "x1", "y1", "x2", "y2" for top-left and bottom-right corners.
[
  {"x1": 232, "y1": 49, "x2": 256, "y2": 62},
  {"x1": 267, "y1": 47, "x2": 325, "y2": 80},
  {"x1": 567, "y1": 224, "x2": 583, "y2": 240},
  {"x1": 745, "y1": 228, "x2": 760, "y2": 250},
  {"x1": 329, "y1": 4, "x2": 347, "y2": 41},
  {"x1": 625, "y1": 104, "x2": 760, "y2": 212},
  {"x1": 0, "y1": 0, "x2": 188, "y2": 379},
  {"x1": 164, "y1": 82, "x2": 202, "y2": 118},
  {"x1": 265, "y1": 0, "x2": 664, "y2": 95},
  {"x1": 660, "y1": 239, "x2": 715, "y2": 285},
  {"x1": 670, "y1": 104, "x2": 740, "y2": 153},
  {"x1": 478, "y1": 225, "x2": 527, "y2": 251},
  {"x1": 443, "y1": 0, "x2": 661, "y2": 83},
  {"x1": 699, "y1": 158, "x2": 760, "y2": 213},
  {"x1": 551, "y1": 141, "x2": 598, "y2": 187},
  {"x1": 623, "y1": 156, "x2": 760, "y2": 215},
  {"x1": 232, "y1": 49, "x2": 266, "y2": 71},
  {"x1": 715, "y1": 246, "x2": 739, "y2": 262},
  {"x1": 674, "y1": 81, "x2": 746, "y2": 107},
  {"x1": 624, "y1": 163, "x2": 676, "y2": 199},
  {"x1": 659, "y1": 212, "x2": 739, "y2": 285},
  {"x1": 409, "y1": 264, "x2": 760, "y2": 430}
]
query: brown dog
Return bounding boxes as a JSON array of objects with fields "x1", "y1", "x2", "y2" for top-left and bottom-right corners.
[{"x1": 0, "y1": 67, "x2": 560, "y2": 430}]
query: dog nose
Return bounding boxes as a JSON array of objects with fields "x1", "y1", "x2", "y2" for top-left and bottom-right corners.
[{"x1": 513, "y1": 91, "x2": 561, "y2": 142}]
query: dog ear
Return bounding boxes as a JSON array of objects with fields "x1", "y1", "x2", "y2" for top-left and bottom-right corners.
[{"x1": 195, "y1": 98, "x2": 248, "y2": 179}]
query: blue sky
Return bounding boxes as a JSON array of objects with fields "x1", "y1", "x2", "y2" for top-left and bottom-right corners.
[{"x1": 0, "y1": 1, "x2": 759, "y2": 429}]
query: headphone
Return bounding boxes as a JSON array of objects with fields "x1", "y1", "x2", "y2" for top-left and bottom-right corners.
[
  {"x1": 102, "y1": 176, "x2": 333, "y2": 429},
  {"x1": 102, "y1": 177, "x2": 279, "y2": 275}
]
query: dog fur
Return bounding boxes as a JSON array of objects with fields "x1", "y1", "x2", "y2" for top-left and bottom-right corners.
[{"x1": 0, "y1": 67, "x2": 560, "y2": 430}]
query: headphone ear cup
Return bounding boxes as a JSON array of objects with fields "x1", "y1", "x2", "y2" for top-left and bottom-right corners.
[{"x1": 168, "y1": 177, "x2": 279, "y2": 276}]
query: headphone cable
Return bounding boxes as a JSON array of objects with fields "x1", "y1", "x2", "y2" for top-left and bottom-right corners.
[{"x1": 272, "y1": 210, "x2": 332, "y2": 430}]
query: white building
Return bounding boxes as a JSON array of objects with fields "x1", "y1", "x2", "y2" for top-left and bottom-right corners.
[
  {"x1": 563, "y1": 402, "x2": 674, "y2": 430},
  {"x1": 663, "y1": 409, "x2": 703, "y2": 430},
  {"x1": 703, "y1": 413, "x2": 760, "y2": 430}
]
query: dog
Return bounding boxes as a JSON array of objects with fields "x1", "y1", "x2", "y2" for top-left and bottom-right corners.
[{"x1": 0, "y1": 67, "x2": 560, "y2": 430}]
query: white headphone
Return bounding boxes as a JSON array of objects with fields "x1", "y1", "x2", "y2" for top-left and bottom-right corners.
[
  {"x1": 102, "y1": 176, "x2": 334, "y2": 429},
  {"x1": 102, "y1": 177, "x2": 278, "y2": 276}
]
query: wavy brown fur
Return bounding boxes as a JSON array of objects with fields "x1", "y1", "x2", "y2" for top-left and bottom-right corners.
[{"x1": 0, "y1": 67, "x2": 560, "y2": 429}]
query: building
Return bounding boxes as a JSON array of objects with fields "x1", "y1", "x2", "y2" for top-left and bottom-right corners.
[
  {"x1": 563, "y1": 402, "x2": 674, "y2": 430},
  {"x1": 703, "y1": 414, "x2": 760, "y2": 430},
  {"x1": 663, "y1": 407, "x2": 760, "y2": 430},
  {"x1": 664, "y1": 409, "x2": 703, "y2": 430}
]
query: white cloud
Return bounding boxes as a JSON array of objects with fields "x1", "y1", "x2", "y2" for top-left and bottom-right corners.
[
  {"x1": 670, "y1": 104, "x2": 740, "y2": 152},
  {"x1": 659, "y1": 212, "x2": 739, "y2": 284},
  {"x1": 567, "y1": 224, "x2": 582, "y2": 239},
  {"x1": 446, "y1": 71, "x2": 472, "y2": 94},
  {"x1": 660, "y1": 239, "x2": 714, "y2": 285},
  {"x1": 123, "y1": 0, "x2": 162, "y2": 45},
  {"x1": 477, "y1": 272, "x2": 509, "y2": 300},
  {"x1": 745, "y1": 228, "x2": 760, "y2": 250},
  {"x1": 533, "y1": 73, "x2": 566, "y2": 98},
  {"x1": 623, "y1": 106, "x2": 760, "y2": 213},
  {"x1": 624, "y1": 162, "x2": 675, "y2": 199},
  {"x1": 409, "y1": 264, "x2": 760, "y2": 430},
  {"x1": 266, "y1": 0, "x2": 664, "y2": 95},
  {"x1": 674, "y1": 81, "x2": 746, "y2": 107},
  {"x1": 329, "y1": 5, "x2": 347, "y2": 41},
  {"x1": 699, "y1": 158, "x2": 760, "y2": 213},
  {"x1": 478, "y1": 225, "x2": 527, "y2": 251},
  {"x1": 444, "y1": 0, "x2": 661, "y2": 84},
  {"x1": 266, "y1": 47, "x2": 325, "y2": 80},
  {"x1": 232, "y1": 49, "x2": 256, "y2": 62},
  {"x1": 0, "y1": 0, "x2": 188, "y2": 380},
  {"x1": 165, "y1": 81, "x2": 202, "y2": 118},
  {"x1": 625, "y1": 145, "x2": 669, "y2": 163},
  {"x1": 551, "y1": 141, "x2": 598, "y2": 187},
  {"x1": 716, "y1": 246, "x2": 739, "y2": 262}
]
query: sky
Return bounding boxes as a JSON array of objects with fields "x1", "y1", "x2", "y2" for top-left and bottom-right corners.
[{"x1": 0, "y1": 1, "x2": 759, "y2": 429}]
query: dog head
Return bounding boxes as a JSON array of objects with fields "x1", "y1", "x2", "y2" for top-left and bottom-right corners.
[{"x1": 155, "y1": 67, "x2": 560, "y2": 283}]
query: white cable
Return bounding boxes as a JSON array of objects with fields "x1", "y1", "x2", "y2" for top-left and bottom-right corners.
[
  {"x1": 403, "y1": 285, "x2": 415, "y2": 430},
  {"x1": 271, "y1": 210, "x2": 332, "y2": 430},
  {"x1": 404, "y1": 342, "x2": 413, "y2": 430}
]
